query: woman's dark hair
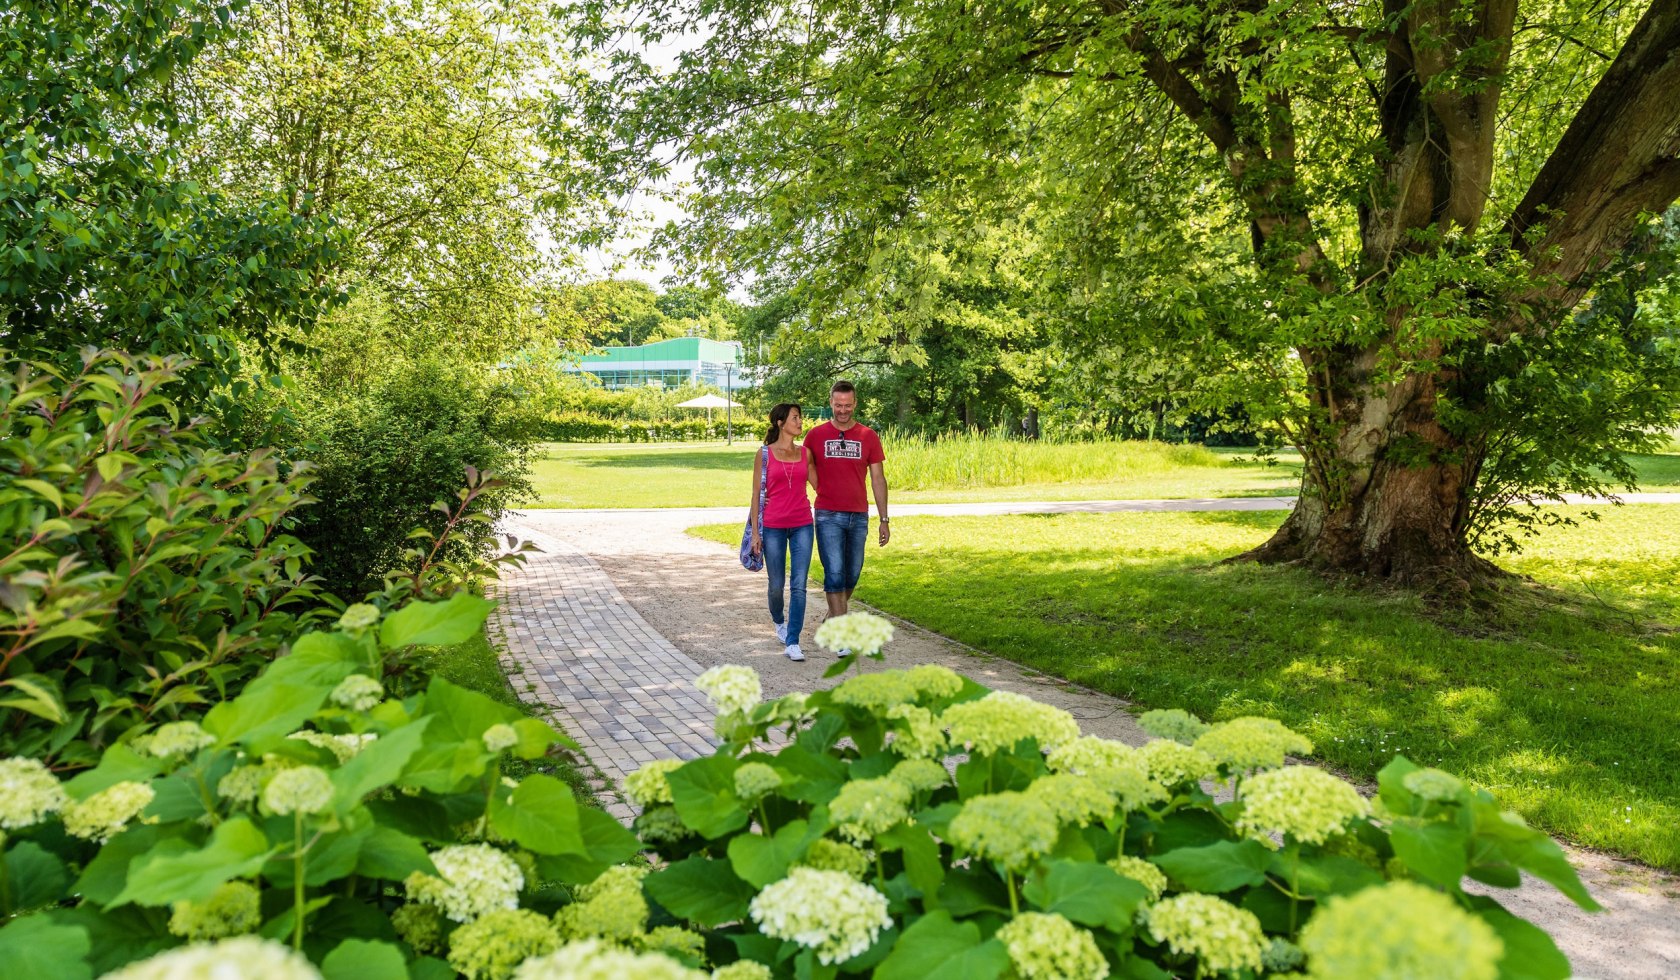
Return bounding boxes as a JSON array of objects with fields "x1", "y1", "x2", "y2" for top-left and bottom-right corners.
[{"x1": 764, "y1": 403, "x2": 801, "y2": 444}]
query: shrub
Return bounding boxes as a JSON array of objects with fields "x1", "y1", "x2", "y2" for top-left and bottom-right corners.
[
  {"x1": 0, "y1": 350, "x2": 322, "y2": 765},
  {"x1": 540, "y1": 412, "x2": 747, "y2": 443},
  {"x1": 273, "y1": 359, "x2": 534, "y2": 599}
]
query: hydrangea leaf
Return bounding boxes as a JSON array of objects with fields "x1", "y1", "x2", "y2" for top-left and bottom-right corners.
[
  {"x1": 1467, "y1": 798, "x2": 1600, "y2": 911},
  {"x1": 110, "y1": 818, "x2": 273, "y2": 908},
  {"x1": 321, "y1": 938, "x2": 407, "y2": 980},
  {"x1": 1376, "y1": 755, "x2": 1424, "y2": 815},
  {"x1": 772, "y1": 744, "x2": 849, "y2": 804},
  {"x1": 488, "y1": 773, "x2": 584, "y2": 855},
  {"x1": 73, "y1": 826, "x2": 170, "y2": 905},
  {"x1": 1023, "y1": 859, "x2": 1150, "y2": 933},
  {"x1": 63, "y1": 744, "x2": 163, "y2": 798},
  {"x1": 1390, "y1": 820, "x2": 1469, "y2": 888},
  {"x1": 874, "y1": 910, "x2": 1008, "y2": 980},
  {"x1": 1466, "y1": 898, "x2": 1571, "y2": 980},
  {"x1": 250, "y1": 632, "x2": 367, "y2": 692},
  {"x1": 645, "y1": 856, "x2": 757, "y2": 926},
  {"x1": 535, "y1": 806, "x2": 643, "y2": 885},
  {"x1": 1266, "y1": 850, "x2": 1385, "y2": 899},
  {"x1": 353, "y1": 826, "x2": 437, "y2": 880},
  {"x1": 1151, "y1": 839, "x2": 1271, "y2": 893},
  {"x1": 667, "y1": 755, "x2": 750, "y2": 839},
  {"x1": 331, "y1": 716, "x2": 431, "y2": 810},
  {"x1": 876, "y1": 823, "x2": 945, "y2": 901},
  {"x1": 728, "y1": 819, "x2": 818, "y2": 887},
  {"x1": 378, "y1": 592, "x2": 494, "y2": 649},
  {"x1": 1, "y1": 840, "x2": 71, "y2": 915},
  {"x1": 512, "y1": 716, "x2": 577, "y2": 757},
  {"x1": 202, "y1": 681, "x2": 333, "y2": 747},
  {"x1": 937, "y1": 867, "x2": 1011, "y2": 916},
  {"x1": 0, "y1": 914, "x2": 92, "y2": 980}
]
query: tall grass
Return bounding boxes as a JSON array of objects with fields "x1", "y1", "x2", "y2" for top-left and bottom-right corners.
[{"x1": 882, "y1": 431, "x2": 1229, "y2": 490}]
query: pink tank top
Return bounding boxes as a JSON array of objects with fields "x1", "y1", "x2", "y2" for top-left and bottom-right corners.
[{"x1": 762, "y1": 449, "x2": 813, "y2": 529}]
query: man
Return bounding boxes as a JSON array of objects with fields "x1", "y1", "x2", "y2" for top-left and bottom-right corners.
[{"x1": 802, "y1": 380, "x2": 889, "y2": 650}]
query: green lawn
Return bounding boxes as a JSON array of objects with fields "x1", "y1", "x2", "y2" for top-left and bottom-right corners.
[
  {"x1": 522, "y1": 440, "x2": 1680, "y2": 509},
  {"x1": 692, "y1": 505, "x2": 1680, "y2": 869}
]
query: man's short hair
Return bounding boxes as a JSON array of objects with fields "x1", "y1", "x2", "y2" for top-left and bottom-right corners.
[{"x1": 831, "y1": 380, "x2": 856, "y2": 396}]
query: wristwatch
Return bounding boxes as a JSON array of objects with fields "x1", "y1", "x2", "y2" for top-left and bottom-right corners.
[{"x1": 879, "y1": 517, "x2": 890, "y2": 523}]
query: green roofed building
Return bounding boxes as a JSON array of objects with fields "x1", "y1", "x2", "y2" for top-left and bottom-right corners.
[{"x1": 561, "y1": 338, "x2": 751, "y2": 391}]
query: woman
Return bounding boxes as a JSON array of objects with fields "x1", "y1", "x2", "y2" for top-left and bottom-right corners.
[{"x1": 749, "y1": 403, "x2": 819, "y2": 661}]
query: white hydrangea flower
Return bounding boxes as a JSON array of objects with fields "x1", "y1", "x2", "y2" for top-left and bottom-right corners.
[
  {"x1": 997, "y1": 912, "x2": 1109, "y2": 979},
  {"x1": 261, "y1": 766, "x2": 335, "y2": 816},
  {"x1": 329, "y1": 673, "x2": 384, "y2": 711},
  {"x1": 512, "y1": 939, "x2": 706, "y2": 980},
  {"x1": 1236, "y1": 766, "x2": 1370, "y2": 846},
  {"x1": 0, "y1": 757, "x2": 68, "y2": 829},
  {"x1": 694, "y1": 665, "x2": 762, "y2": 716},
  {"x1": 405, "y1": 844, "x2": 524, "y2": 922},
  {"x1": 813, "y1": 612, "x2": 895, "y2": 656},
  {"x1": 101, "y1": 935, "x2": 321, "y2": 980},
  {"x1": 287, "y1": 730, "x2": 376, "y2": 763},
  {"x1": 1145, "y1": 894, "x2": 1266, "y2": 975},
  {"x1": 749, "y1": 867, "x2": 891, "y2": 965},
  {"x1": 63, "y1": 780, "x2": 155, "y2": 842},
  {"x1": 483, "y1": 724, "x2": 520, "y2": 753},
  {"x1": 146, "y1": 721, "x2": 216, "y2": 759}
]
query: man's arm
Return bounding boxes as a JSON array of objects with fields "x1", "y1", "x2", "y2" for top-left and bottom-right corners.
[{"x1": 869, "y1": 460, "x2": 889, "y2": 546}]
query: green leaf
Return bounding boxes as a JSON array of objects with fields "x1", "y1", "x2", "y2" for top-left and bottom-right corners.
[
  {"x1": 202, "y1": 681, "x2": 333, "y2": 747},
  {"x1": 937, "y1": 868, "x2": 1010, "y2": 916},
  {"x1": 253, "y1": 633, "x2": 368, "y2": 692},
  {"x1": 1266, "y1": 850, "x2": 1384, "y2": 899},
  {"x1": 112, "y1": 818, "x2": 273, "y2": 907},
  {"x1": 355, "y1": 826, "x2": 437, "y2": 880},
  {"x1": 64, "y1": 744, "x2": 163, "y2": 798},
  {"x1": 874, "y1": 911, "x2": 1009, "y2": 980},
  {"x1": 0, "y1": 674, "x2": 68, "y2": 724},
  {"x1": 772, "y1": 744, "x2": 849, "y2": 804},
  {"x1": 512, "y1": 716, "x2": 576, "y2": 757},
  {"x1": 667, "y1": 755, "x2": 750, "y2": 839},
  {"x1": 728, "y1": 819, "x2": 817, "y2": 888},
  {"x1": 75, "y1": 826, "x2": 174, "y2": 905},
  {"x1": 645, "y1": 857, "x2": 757, "y2": 926},
  {"x1": 536, "y1": 806, "x2": 645, "y2": 885},
  {"x1": 0, "y1": 915, "x2": 92, "y2": 979},
  {"x1": 876, "y1": 823, "x2": 944, "y2": 901},
  {"x1": 1023, "y1": 859, "x2": 1150, "y2": 932},
  {"x1": 321, "y1": 939, "x2": 408, "y2": 980},
  {"x1": 332, "y1": 716, "x2": 431, "y2": 810},
  {"x1": 1390, "y1": 820, "x2": 1468, "y2": 888},
  {"x1": 1376, "y1": 755, "x2": 1423, "y2": 814},
  {"x1": 489, "y1": 773, "x2": 584, "y2": 855},
  {"x1": 1152, "y1": 839, "x2": 1271, "y2": 892},
  {"x1": 1469, "y1": 900, "x2": 1572, "y2": 980},
  {"x1": 2, "y1": 841, "x2": 72, "y2": 915},
  {"x1": 380, "y1": 592, "x2": 495, "y2": 649}
]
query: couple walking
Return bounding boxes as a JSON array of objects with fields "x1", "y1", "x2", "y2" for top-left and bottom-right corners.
[{"x1": 746, "y1": 381, "x2": 889, "y2": 662}]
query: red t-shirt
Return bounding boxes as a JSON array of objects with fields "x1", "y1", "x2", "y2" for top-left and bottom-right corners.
[{"x1": 803, "y1": 421, "x2": 884, "y2": 513}]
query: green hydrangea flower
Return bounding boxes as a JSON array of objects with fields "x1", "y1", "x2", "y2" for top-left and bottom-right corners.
[
  {"x1": 639, "y1": 925, "x2": 706, "y2": 962},
  {"x1": 943, "y1": 691, "x2": 1080, "y2": 755},
  {"x1": 1236, "y1": 766, "x2": 1370, "y2": 845},
  {"x1": 1144, "y1": 893, "x2": 1266, "y2": 975},
  {"x1": 168, "y1": 881, "x2": 262, "y2": 940},
  {"x1": 63, "y1": 780, "x2": 155, "y2": 842},
  {"x1": 1046, "y1": 735, "x2": 1139, "y2": 774},
  {"x1": 1108, "y1": 855, "x2": 1169, "y2": 900},
  {"x1": 1032, "y1": 773, "x2": 1116, "y2": 827},
  {"x1": 733, "y1": 762, "x2": 782, "y2": 801},
  {"x1": 1299, "y1": 881, "x2": 1503, "y2": 980},
  {"x1": 557, "y1": 865, "x2": 650, "y2": 943},
  {"x1": 748, "y1": 867, "x2": 891, "y2": 965},
  {"x1": 695, "y1": 665, "x2": 762, "y2": 716},
  {"x1": 337, "y1": 603, "x2": 381, "y2": 632},
  {"x1": 1402, "y1": 768, "x2": 1467, "y2": 802},
  {"x1": 450, "y1": 908, "x2": 560, "y2": 979},
  {"x1": 0, "y1": 757, "x2": 68, "y2": 829},
  {"x1": 948, "y1": 791, "x2": 1059, "y2": 872},
  {"x1": 405, "y1": 844, "x2": 524, "y2": 922},
  {"x1": 483, "y1": 724, "x2": 519, "y2": 753},
  {"x1": 888, "y1": 757, "x2": 949, "y2": 795},
  {"x1": 635, "y1": 805, "x2": 692, "y2": 844},
  {"x1": 813, "y1": 612, "x2": 895, "y2": 656},
  {"x1": 261, "y1": 765, "x2": 335, "y2": 816},
  {"x1": 102, "y1": 936, "x2": 321, "y2": 980},
  {"x1": 1263, "y1": 937, "x2": 1306, "y2": 972},
  {"x1": 1138, "y1": 739, "x2": 1217, "y2": 788},
  {"x1": 624, "y1": 759, "x2": 684, "y2": 807},
  {"x1": 147, "y1": 721, "x2": 215, "y2": 759},
  {"x1": 886, "y1": 704, "x2": 947, "y2": 759},
  {"x1": 287, "y1": 730, "x2": 376, "y2": 763},
  {"x1": 832, "y1": 671, "x2": 920, "y2": 713},
  {"x1": 829, "y1": 777, "x2": 912, "y2": 844},
  {"x1": 1193, "y1": 717, "x2": 1313, "y2": 772},
  {"x1": 797, "y1": 838, "x2": 874, "y2": 880},
  {"x1": 392, "y1": 902, "x2": 446, "y2": 953},
  {"x1": 1137, "y1": 708, "x2": 1211, "y2": 745},
  {"x1": 996, "y1": 912, "x2": 1109, "y2": 979},
  {"x1": 217, "y1": 757, "x2": 293, "y2": 805},
  {"x1": 329, "y1": 673, "x2": 384, "y2": 711},
  {"x1": 906, "y1": 664, "x2": 963, "y2": 698},
  {"x1": 710, "y1": 963, "x2": 772, "y2": 980},
  {"x1": 512, "y1": 939, "x2": 707, "y2": 979}
]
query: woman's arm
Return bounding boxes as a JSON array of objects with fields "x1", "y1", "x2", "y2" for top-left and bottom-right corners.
[
  {"x1": 748, "y1": 449, "x2": 766, "y2": 552},
  {"x1": 805, "y1": 446, "x2": 819, "y2": 492}
]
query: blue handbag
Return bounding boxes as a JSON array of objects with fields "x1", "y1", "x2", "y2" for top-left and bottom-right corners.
[{"x1": 739, "y1": 446, "x2": 768, "y2": 571}]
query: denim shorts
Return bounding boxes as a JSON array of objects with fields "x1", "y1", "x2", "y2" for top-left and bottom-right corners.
[{"x1": 813, "y1": 509, "x2": 869, "y2": 593}]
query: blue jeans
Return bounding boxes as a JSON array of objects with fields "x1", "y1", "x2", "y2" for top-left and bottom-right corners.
[
  {"x1": 762, "y1": 524, "x2": 813, "y2": 642},
  {"x1": 814, "y1": 509, "x2": 869, "y2": 593}
]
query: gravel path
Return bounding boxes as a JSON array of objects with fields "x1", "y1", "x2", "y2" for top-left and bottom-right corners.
[{"x1": 497, "y1": 501, "x2": 1680, "y2": 979}]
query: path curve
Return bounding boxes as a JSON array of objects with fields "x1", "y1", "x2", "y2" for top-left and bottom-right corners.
[{"x1": 495, "y1": 500, "x2": 1680, "y2": 979}]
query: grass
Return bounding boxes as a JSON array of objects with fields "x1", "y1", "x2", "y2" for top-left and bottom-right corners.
[
  {"x1": 522, "y1": 437, "x2": 1680, "y2": 509},
  {"x1": 692, "y1": 504, "x2": 1680, "y2": 869},
  {"x1": 416, "y1": 628, "x2": 594, "y2": 798}
]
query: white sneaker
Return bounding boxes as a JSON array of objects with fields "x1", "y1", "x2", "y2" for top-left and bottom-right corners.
[
  {"x1": 836, "y1": 648, "x2": 852, "y2": 658},
  {"x1": 775, "y1": 622, "x2": 787, "y2": 644},
  {"x1": 784, "y1": 644, "x2": 805, "y2": 662}
]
